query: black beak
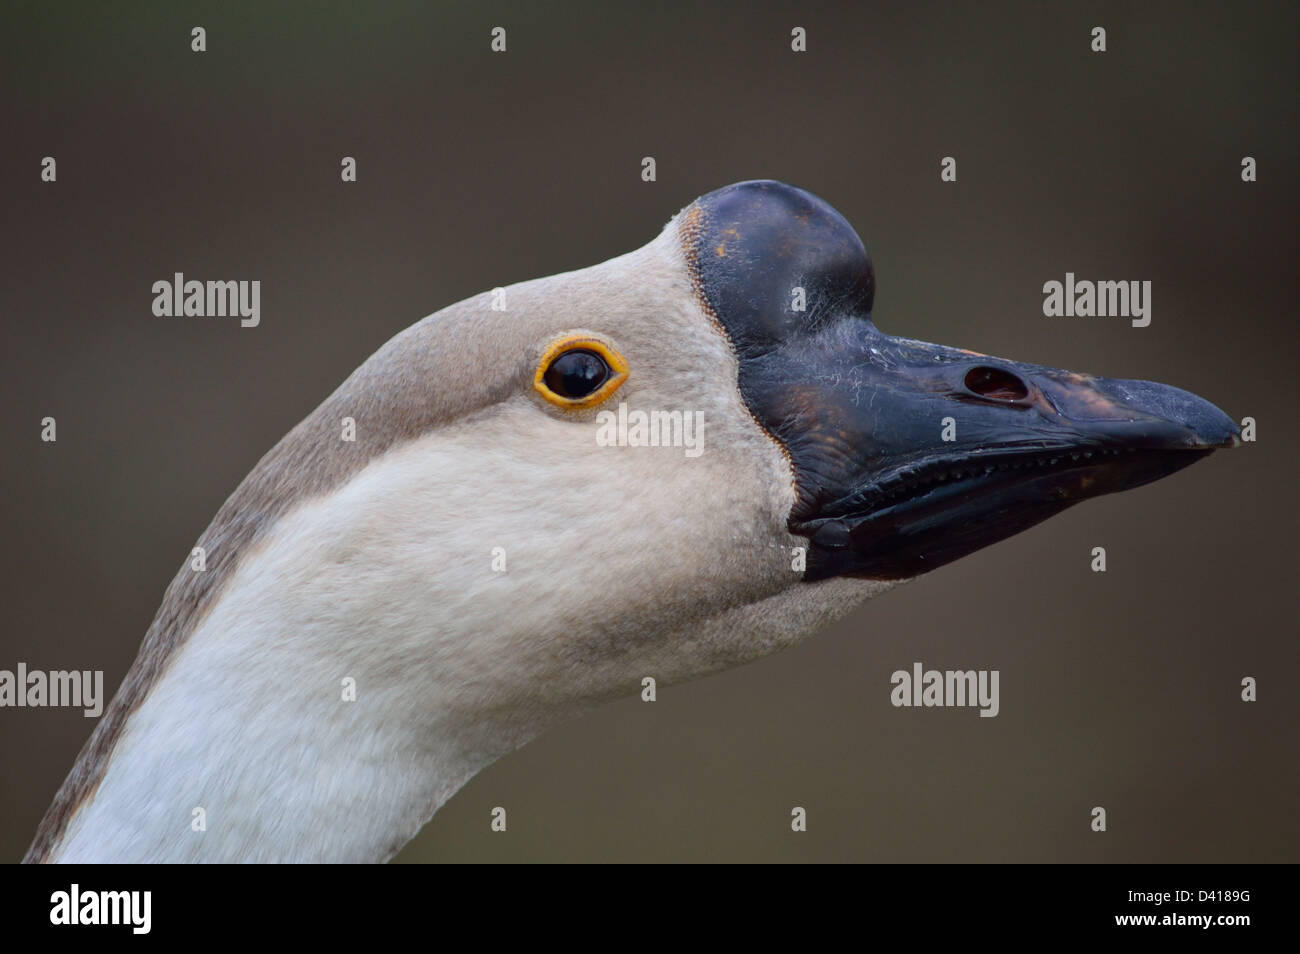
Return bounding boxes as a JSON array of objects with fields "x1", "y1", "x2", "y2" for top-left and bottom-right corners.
[
  {"x1": 770, "y1": 325, "x2": 1240, "y2": 580},
  {"x1": 680, "y1": 180, "x2": 1239, "y2": 582}
]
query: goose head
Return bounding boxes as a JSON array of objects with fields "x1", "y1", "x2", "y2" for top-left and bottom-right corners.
[{"x1": 30, "y1": 180, "x2": 1237, "y2": 862}]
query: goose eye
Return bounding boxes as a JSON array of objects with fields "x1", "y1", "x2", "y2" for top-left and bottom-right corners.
[
  {"x1": 544, "y1": 350, "x2": 608, "y2": 397},
  {"x1": 533, "y1": 336, "x2": 628, "y2": 408}
]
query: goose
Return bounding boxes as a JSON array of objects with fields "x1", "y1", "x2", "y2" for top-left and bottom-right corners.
[{"x1": 26, "y1": 180, "x2": 1239, "y2": 863}]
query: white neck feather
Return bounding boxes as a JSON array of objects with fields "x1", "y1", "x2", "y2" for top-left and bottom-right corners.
[{"x1": 52, "y1": 402, "x2": 887, "y2": 862}]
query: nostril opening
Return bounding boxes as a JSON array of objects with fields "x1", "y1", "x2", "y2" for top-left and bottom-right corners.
[{"x1": 964, "y1": 366, "x2": 1029, "y2": 402}]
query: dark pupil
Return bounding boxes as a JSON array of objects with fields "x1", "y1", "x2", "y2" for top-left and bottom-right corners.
[{"x1": 544, "y1": 349, "x2": 609, "y2": 398}]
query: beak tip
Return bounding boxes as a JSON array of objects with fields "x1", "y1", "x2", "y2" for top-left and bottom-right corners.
[
  {"x1": 1100, "y1": 378, "x2": 1240, "y2": 451},
  {"x1": 1188, "y1": 407, "x2": 1241, "y2": 450}
]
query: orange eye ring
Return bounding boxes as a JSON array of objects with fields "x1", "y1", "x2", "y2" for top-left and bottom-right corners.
[{"x1": 533, "y1": 336, "x2": 629, "y2": 409}]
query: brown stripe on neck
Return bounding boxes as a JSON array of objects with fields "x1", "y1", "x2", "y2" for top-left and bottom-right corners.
[{"x1": 24, "y1": 306, "x2": 518, "y2": 862}]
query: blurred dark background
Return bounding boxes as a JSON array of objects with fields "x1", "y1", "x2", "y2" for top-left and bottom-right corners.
[{"x1": 2, "y1": 1, "x2": 1296, "y2": 862}]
